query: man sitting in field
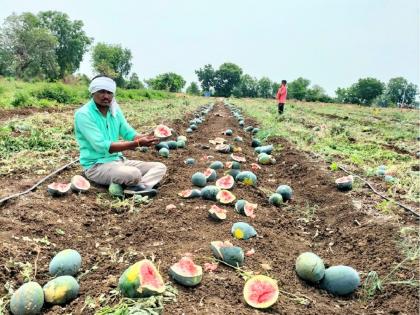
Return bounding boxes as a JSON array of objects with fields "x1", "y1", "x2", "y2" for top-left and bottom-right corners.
[{"x1": 74, "y1": 75, "x2": 166, "y2": 197}]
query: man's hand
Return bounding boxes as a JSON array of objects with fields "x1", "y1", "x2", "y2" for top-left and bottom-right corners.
[{"x1": 134, "y1": 135, "x2": 159, "y2": 147}]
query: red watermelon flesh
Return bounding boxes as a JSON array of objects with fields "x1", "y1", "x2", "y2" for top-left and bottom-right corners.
[
  {"x1": 230, "y1": 154, "x2": 246, "y2": 162},
  {"x1": 154, "y1": 124, "x2": 172, "y2": 138},
  {"x1": 243, "y1": 275, "x2": 279, "y2": 309},
  {"x1": 244, "y1": 202, "x2": 257, "y2": 218},
  {"x1": 140, "y1": 262, "x2": 164, "y2": 289},
  {"x1": 216, "y1": 190, "x2": 236, "y2": 204},
  {"x1": 216, "y1": 175, "x2": 235, "y2": 189}
]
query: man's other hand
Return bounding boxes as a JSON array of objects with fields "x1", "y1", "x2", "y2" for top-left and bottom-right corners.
[{"x1": 135, "y1": 135, "x2": 159, "y2": 147}]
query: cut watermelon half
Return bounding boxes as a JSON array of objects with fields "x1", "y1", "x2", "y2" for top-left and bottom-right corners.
[
  {"x1": 230, "y1": 153, "x2": 246, "y2": 163},
  {"x1": 215, "y1": 175, "x2": 235, "y2": 190},
  {"x1": 169, "y1": 257, "x2": 203, "y2": 287},
  {"x1": 154, "y1": 124, "x2": 172, "y2": 138},
  {"x1": 216, "y1": 190, "x2": 236, "y2": 204},
  {"x1": 208, "y1": 205, "x2": 227, "y2": 221},
  {"x1": 243, "y1": 275, "x2": 279, "y2": 309}
]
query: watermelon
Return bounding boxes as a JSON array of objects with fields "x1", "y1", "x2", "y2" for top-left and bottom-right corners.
[
  {"x1": 169, "y1": 257, "x2": 203, "y2": 286},
  {"x1": 225, "y1": 169, "x2": 241, "y2": 179},
  {"x1": 235, "y1": 200, "x2": 257, "y2": 218},
  {"x1": 234, "y1": 136, "x2": 243, "y2": 142},
  {"x1": 209, "y1": 161, "x2": 224, "y2": 170},
  {"x1": 255, "y1": 145, "x2": 273, "y2": 154},
  {"x1": 109, "y1": 183, "x2": 124, "y2": 198},
  {"x1": 154, "y1": 124, "x2": 172, "y2": 138},
  {"x1": 203, "y1": 168, "x2": 217, "y2": 182},
  {"x1": 251, "y1": 139, "x2": 261, "y2": 147},
  {"x1": 184, "y1": 158, "x2": 196, "y2": 165},
  {"x1": 201, "y1": 185, "x2": 221, "y2": 201},
  {"x1": 159, "y1": 148, "x2": 170, "y2": 158},
  {"x1": 223, "y1": 129, "x2": 233, "y2": 136},
  {"x1": 276, "y1": 185, "x2": 293, "y2": 201},
  {"x1": 191, "y1": 172, "x2": 207, "y2": 187},
  {"x1": 49, "y1": 249, "x2": 82, "y2": 276},
  {"x1": 243, "y1": 275, "x2": 279, "y2": 309},
  {"x1": 70, "y1": 175, "x2": 90, "y2": 193},
  {"x1": 164, "y1": 140, "x2": 176, "y2": 150},
  {"x1": 10, "y1": 282, "x2": 44, "y2": 315},
  {"x1": 251, "y1": 127, "x2": 260, "y2": 134},
  {"x1": 269, "y1": 193, "x2": 283, "y2": 206},
  {"x1": 216, "y1": 190, "x2": 236, "y2": 204},
  {"x1": 155, "y1": 142, "x2": 169, "y2": 150},
  {"x1": 210, "y1": 241, "x2": 244, "y2": 267},
  {"x1": 320, "y1": 265, "x2": 360, "y2": 296},
  {"x1": 230, "y1": 154, "x2": 246, "y2": 163},
  {"x1": 118, "y1": 260, "x2": 165, "y2": 298},
  {"x1": 236, "y1": 171, "x2": 257, "y2": 186},
  {"x1": 258, "y1": 153, "x2": 275, "y2": 165},
  {"x1": 190, "y1": 124, "x2": 198, "y2": 130},
  {"x1": 208, "y1": 205, "x2": 227, "y2": 221},
  {"x1": 43, "y1": 276, "x2": 79, "y2": 305},
  {"x1": 186, "y1": 128, "x2": 193, "y2": 133},
  {"x1": 231, "y1": 222, "x2": 257, "y2": 240},
  {"x1": 215, "y1": 144, "x2": 232, "y2": 153},
  {"x1": 244, "y1": 126, "x2": 254, "y2": 132},
  {"x1": 176, "y1": 140, "x2": 186, "y2": 148},
  {"x1": 226, "y1": 161, "x2": 241, "y2": 169},
  {"x1": 178, "y1": 189, "x2": 201, "y2": 198},
  {"x1": 47, "y1": 183, "x2": 71, "y2": 197},
  {"x1": 177, "y1": 135, "x2": 187, "y2": 142},
  {"x1": 216, "y1": 175, "x2": 235, "y2": 189},
  {"x1": 335, "y1": 175, "x2": 353, "y2": 191},
  {"x1": 295, "y1": 252, "x2": 325, "y2": 283}
]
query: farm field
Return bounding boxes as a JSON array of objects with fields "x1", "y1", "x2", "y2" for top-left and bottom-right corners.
[{"x1": 0, "y1": 97, "x2": 419, "y2": 314}]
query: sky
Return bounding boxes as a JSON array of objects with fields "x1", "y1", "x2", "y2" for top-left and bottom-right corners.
[{"x1": 0, "y1": 0, "x2": 419, "y2": 95}]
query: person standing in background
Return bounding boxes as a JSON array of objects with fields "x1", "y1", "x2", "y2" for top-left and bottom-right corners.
[{"x1": 276, "y1": 80, "x2": 288, "y2": 114}]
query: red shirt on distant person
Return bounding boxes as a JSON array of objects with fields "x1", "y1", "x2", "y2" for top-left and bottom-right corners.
[{"x1": 276, "y1": 81, "x2": 287, "y2": 103}]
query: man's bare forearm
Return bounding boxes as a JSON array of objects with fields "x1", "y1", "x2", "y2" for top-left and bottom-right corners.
[{"x1": 109, "y1": 141, "x2": 138, "y2": 153}]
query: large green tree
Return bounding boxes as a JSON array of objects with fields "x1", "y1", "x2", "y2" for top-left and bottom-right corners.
[
  {"x1": 288, "y1": 77, "x2": 310, "y2": 100},
  {"x1": 257, "y1": 77, "x2": 273, "y2": 98},
  {"x1": 145, "y1": 72, "x2": 186, "y2": 92},
  {"x1": 214, "y1": 62, "x2": 243, "y2": 97},
  {"x1": 350, "y1": 77, "x2": 385, "y2": 105},
  {"x1": 232, "y1": 74, "x2": 258, "y2": 98},
  {"x1": 37, "y1": 11, "x2": 92, "y2": 78},
  {"x1": 385, "y1": 77, "x2": 418, "y2": 106},
  {"x1": 92, "y1": 43, "x2": 132, "y2": 87},
  {"x1": 186, "y1": 82, "x2": 201, "y2": 95},
  {"x1": 126, "y1": 73, "x2": 144, "y2": 89},
  {"x1": 195, "y1": 64, "x2": 215, "y2": 93},
  {"x1": 0, "y1": 13, "x2": 60, "y2": 80}
]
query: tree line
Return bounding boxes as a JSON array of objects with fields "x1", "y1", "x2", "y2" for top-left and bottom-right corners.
[{"x1": 0, "y1": 11, "x2": 417, "y2": 107}]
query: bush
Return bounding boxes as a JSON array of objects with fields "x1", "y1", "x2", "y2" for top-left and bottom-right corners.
[
  {"x1": 32, "y1": 83, "x2": 76, "y2": 104},
  {"x1": 11, "y1": 91, "x2": 31, "y2": 107}
]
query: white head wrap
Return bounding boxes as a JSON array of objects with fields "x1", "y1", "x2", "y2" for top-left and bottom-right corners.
[{"x1": 89, "y1": 77, "x2": 119, "y2": 116}]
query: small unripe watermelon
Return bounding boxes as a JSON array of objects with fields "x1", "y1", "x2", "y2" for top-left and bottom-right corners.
[
  {"x1": 186, "y1": 128, "x2": 193, "y2": 133},
  {"x1": 234, "y1": 136, "x2": 243, "y2": 142},
  {"x1": 201, "y1": 185, "x2": 221, "y2": 201},
  {"x1": 159, "y1": 148, "x2": 169, "y2": 158},
  {"x1": 49, "y1": 249, "x2": 82, "y2": 276},
  {"x1": 155, "y1": 142, "x2": 169, "y2": 150},
  {"x1": 320, "y1": 265, "x2": 360, "y2": 296},
  {"x1": 226, "y1": 161, "x2": 241, "y2": 169},
  {"x1": 47, "y1": 183, "x2": 71, "y2": 197},
  {"x1": 243, "y1": 275, "x2": 279, "y2": 309},
  {"x1": 70, "y1": 175, "x2": 90, "y2": 193},
  {"x1": 269, "y1": 193, "x2": 283, "y2": 206},
  {"x1": 118, "y1": 260, "x2": 165, "y2": 298},
  {"x1": 109, "y1": 183, "x2": 124, "y2": 198},
  {"x1": 251, "y1": 127, "x2": 260, "y2": 134},
  {"x1": 231, "y1": 222, "x2": 257, "y2": 240},
  {"x1": 191, "y1": 172, "x2": 207, "y2": 187},
  {"x1": 295, "y1": 252, "x2": 325, "y2": 283},
  {"x1": 43, "y1": 276, "x2": 79, "y2": 305},
  {"x1": 244, "y1": 126, "x2": 254, "y2": 132},
  {"x1": 258, "y1": 153, "x2": 276, "y2": 165},
  {"x1": 276, "y1": 185, "x2": 293, "y2": 201},
  {"x1": 223, "y1": 129, "x2": 233, "y2": 136},
  {"x1": 10, "y1": 282, "x2": 44, "y2": 315},
  {"x1": 177, "y1": 135, "x2": 187, "y2": 142},
  {"x1": 235, "y1": 171, "x2": 257, "y2": 186},
  {"x1": 225, "y1": 169, "x2": 241, "y2": 179},
  {"x1": 209, "y1": 161, "x2": 224, "y2": 170},
  {"x1": 169, "y1": 257, "x2": 203, "y2": 286}
]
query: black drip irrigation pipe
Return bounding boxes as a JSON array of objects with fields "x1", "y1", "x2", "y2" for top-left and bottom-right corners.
[
  {"x1": 338, "y1": 166, "x2": 419, "y2": 218},
  {"x1": 0, "y1": 158, "x2": 79, "y2": 207}
]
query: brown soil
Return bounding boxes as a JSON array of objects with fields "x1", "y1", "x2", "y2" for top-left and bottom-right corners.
[
  {"x1": 0, "y1": 105, "x2": 78, "y2": 123},
  {"x1": 0, "y1": 102, "x2": 418, "y2": 314}
]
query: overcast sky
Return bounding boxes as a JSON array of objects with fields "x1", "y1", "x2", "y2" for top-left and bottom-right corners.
[{"x1": 1, "y1": 0, "x2": 419, "y2": 95}]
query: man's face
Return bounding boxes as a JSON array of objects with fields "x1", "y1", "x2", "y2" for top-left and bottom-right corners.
[{"x1": 93, "y1": 89, "x2": 113, "y2": 106}]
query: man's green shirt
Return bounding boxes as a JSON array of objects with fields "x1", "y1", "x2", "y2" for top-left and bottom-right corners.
[{"x1": 74, "y1": 99, "x2": 137, "y2": 169}]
